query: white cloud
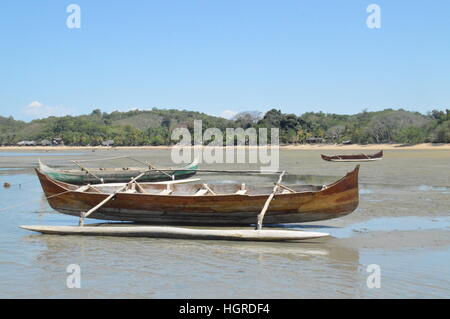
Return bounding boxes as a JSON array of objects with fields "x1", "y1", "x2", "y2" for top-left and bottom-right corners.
[
  {"x1": 220, "y1": 110, "x2": 237, "y2": 119},
  {"x1": 23, "y1": 101, "x2": 71, "y2": 119},
  {"x1": 28, "y1": 101, "x2": 43, "y2": 108}
]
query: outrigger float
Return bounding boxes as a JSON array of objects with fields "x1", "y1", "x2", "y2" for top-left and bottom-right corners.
[{"x1": 20, "y1": 225, "x2": 329, "y2": 241}]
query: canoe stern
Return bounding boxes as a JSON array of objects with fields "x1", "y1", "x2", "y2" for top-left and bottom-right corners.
[{"x1": 298, "y1": 165, "x2": 359, "y2": 219}]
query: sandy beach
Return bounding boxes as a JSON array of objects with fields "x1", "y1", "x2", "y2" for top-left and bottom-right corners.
[{"x1": 1, "y1": 143, "x2": 450, "y2": 151}]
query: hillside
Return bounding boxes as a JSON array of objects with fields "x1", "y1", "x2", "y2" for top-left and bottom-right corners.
[
  {"x1": 0, "y1": 108, "x2": 449, "y2": 145},
  {"x1": 0, "y1": 109, "x2": 234, "y2": 146}
]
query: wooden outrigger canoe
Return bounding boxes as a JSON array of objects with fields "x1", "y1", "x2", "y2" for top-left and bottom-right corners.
[
  {"x1": 20, "y1": 225, "x2": 329, "y2": 241},
  {"x1": 321, "y1": 150, "x2": 383, "y2": 162},
  {"x1": 38, "y1": 159, "x2": 198, "y2": 184},
  {"x1": 34, "y1": 165, "x2": 360, "y2": 225}
]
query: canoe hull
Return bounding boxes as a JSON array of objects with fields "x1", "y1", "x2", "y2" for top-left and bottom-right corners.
[
  {"x1": 35, "y1": 166, "x2": 360, "y2": 225},
  {"x1": 321, "y1": 150, "x2": 383, "y2": 162},
  {"x1": 20, "y1": 225, "x2": 329, "y2": 242},
  {"x1": 39, "y1": 161, "x2": 198, "y2": 184}
]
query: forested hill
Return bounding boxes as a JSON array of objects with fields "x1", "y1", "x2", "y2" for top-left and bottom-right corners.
[{"x1": 0, "y1": 108, "x2": 449, "y2": 146}]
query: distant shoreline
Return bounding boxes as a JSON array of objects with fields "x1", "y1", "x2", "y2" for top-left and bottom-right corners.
[{"x1": 0, "y1": 143, "x2": 449, "y2": 151}]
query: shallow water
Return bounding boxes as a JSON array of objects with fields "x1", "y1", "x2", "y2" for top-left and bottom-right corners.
[
  {"x1": 0, "y1": 148, "x2": 449, "y2": 298},
  {"x1": 273, "y1": 216, "x2": 450, "y2": 238}
]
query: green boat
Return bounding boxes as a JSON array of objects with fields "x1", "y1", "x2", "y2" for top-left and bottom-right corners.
[{"x1": 38, "y1": 159, "x2": 198, "y2": 185}]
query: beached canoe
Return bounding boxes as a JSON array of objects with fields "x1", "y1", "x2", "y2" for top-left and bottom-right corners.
[
  {"x1": 35, "y1": 165, "x2": 360, "y2": 225},
  {"x1": 38, "y1": 159, "x2": 198, "y2": 184},
  {"x1": 20, "y1": 225, "x2": 329, "y2": 242},
  {"x1": 321, "y1": 150, "x2": 383, "y2": 162}
]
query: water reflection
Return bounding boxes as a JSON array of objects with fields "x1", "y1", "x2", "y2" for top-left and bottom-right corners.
[{"x1": 20, "y1": 233, "x2": 360, "y2": 298}]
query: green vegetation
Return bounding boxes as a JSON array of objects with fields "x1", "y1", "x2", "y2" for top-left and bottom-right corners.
[{"x1": 1, "y1": 108, "x2": 449, "y2": 146}]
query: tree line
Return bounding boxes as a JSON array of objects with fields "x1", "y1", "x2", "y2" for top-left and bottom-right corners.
[{"x1": 0, "y1": 107, "x2": 449, "y2": 146}]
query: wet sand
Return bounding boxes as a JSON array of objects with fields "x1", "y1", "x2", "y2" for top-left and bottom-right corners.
[{"x1": 0, "y1": 148, "x2": 449, "y2": 298}]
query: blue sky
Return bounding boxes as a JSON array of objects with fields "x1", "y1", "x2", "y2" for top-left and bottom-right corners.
[{"x1": 1, "y1": 0, "x2": 449, "y2": 121}]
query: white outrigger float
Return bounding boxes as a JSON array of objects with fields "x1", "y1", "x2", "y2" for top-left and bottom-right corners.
[{"x1": 21, "y1": 225, "x2": 329, "y2": 242}]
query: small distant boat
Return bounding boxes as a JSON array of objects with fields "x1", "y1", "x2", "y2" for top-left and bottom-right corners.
[
  {"x1": 34, "y1": 165, "x2": 360, "y2": 225},
  {"x1": 321, "y1": 150, "x2": 383, "y2": 162},
  {"x1": 38, "y1": 159, "x2": 198, "y2": 185}
]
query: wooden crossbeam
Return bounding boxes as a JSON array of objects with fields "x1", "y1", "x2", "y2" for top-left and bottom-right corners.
[{"x1": 256, "y1": 171, "x2": 286, "y2": 230}]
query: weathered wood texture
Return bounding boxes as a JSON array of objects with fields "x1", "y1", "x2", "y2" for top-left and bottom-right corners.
[
  {"x1": 35, "y1": 165, "x2": 360, "y2": 225},
  {"x1": 256, "y1": 171, "x2": 286, "y2": 230}
]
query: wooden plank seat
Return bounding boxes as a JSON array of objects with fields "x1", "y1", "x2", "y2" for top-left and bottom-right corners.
[
  {"x1": 194, "y1": 189, "x2": 209, "y2": 196},
  {"x1": 75, "y1": 184, "x2": 101, "y2": 193},
  {"x1": 194, "y1": 184, "x2": 216, "y2": 196},
  {"x1": 123, "y1": 183, "x2": 137, "y2": 193},
  {"x1": 158, "y1": 184, "x2": 173, "y2": 195},
  {"x1": 235, "y1": 183, "x2": 247, "y2": 195},
  {"x1": 75, "y1": 185, "x2": 90, "y2": 192},
  {"x1": 276, "y1": 183, "x2": 296, "y2": 194}
]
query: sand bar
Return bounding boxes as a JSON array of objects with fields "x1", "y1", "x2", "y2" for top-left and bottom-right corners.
[{"x1": 1, "y1": 143, "x2": 449, "y2": 151}]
